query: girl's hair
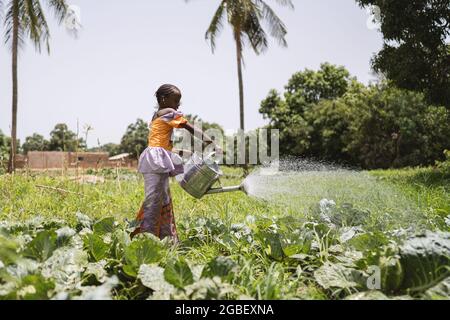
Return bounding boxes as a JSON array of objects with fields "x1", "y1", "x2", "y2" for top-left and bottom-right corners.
[{"x1": 155, "y1": 84, "x2": 181, "y2": 104}]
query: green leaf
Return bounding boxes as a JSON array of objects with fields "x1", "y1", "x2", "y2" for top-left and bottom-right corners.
[
  {"x1": 24, "y1": 231, "x2": 58, "y2": 262},
  {"x1": 83, "y1": 260, "x2": 108, "y2": 284},
  {"x1": 164, "y1": 258, "x2": 194, "y2": 289},
  {"x1": 17, "y1": 275, "x2": 55, "y2": 300},
  {"x1": 138, "y1": 264, "x2": 175, "y2": 299},
  {"x1": 41, "y1": 248, "x2": 88, "y2": 292},
  {"x1": 424, "y1": 277, "x2": 450, "y2": 300},
  {"x1": 256, "y1": 231, "x2": 285, "y2": 261},
  {"x1": 349, "y1": 232, "x2": 390, "y2": 252},
  {"x1": 123, "y1": 236, "x2": 164, "y2": 277},
  {"x1": 201, "y1": 256, "x2": 237, "y2": 280},
  {"x1": 76, "y1": 212, "x2": 92, "y2": 229},
  {"x1": 398, "y1": 231, "x2": 450, "y2": 293},
  {"x1": 0, "y1": 235, "x2": 19, "y2": 265},
  {"x1": 93, "y1": 217, "x2": 116, "y2": 235},
  {"x1": 345, "y1": 290, "x2": 389, "y2": 300},
  {"x1": 314, "y1": 262, "x2": 359, "y2": 291},
  {"x1": 83, "y1": 233, "x2": 110, "y2": 262}
]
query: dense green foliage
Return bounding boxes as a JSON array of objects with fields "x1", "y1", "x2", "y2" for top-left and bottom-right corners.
[
  {"x1": 355, "y1": 0, "x2": 450, "y2": 108},
  {"x1": 119, "y1": 119, "x2": 149, "y2": 159},
  {"x1": 48, "y1": 124, "x2": 86, "y2": 152},
  {"x1": 22, "y1": 134, "x2": 49, "y2": 154},
  {"x1": 260, "y1": 63, "x2": 450, "y2": 169}
]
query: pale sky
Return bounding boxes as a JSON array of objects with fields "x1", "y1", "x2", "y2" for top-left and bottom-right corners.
[{"x1": 0, "y1": 0, "x2": 383, "y2": 147}]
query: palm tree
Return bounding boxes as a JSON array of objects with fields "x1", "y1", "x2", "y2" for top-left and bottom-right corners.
[
  {"x1": 1, "y1": 0, "x2": 68, "y2": 173},
  {"x1": 191, "y1": 0, "x2": 294, "y2": 131}
]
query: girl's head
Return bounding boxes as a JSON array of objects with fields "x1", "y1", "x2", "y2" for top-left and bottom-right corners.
[{"x1": 155, "y1": 84, "x2": 182, "y2": 110}]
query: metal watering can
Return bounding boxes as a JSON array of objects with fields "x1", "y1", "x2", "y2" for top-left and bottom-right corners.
[{"x1": 176, "y1": 152, "x2": 246, "y2": 199}]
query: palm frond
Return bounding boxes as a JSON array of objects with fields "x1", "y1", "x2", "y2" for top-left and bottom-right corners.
[
  {"x1": 4, "y1": 0, "x2": 26, "y2": 50},
  {"x1": 22, "y1": 0, "x2": 50, "y2": 53},
  {"x1": 256, "y1": 0, "x2": 288, "y2": 47},
  {"x1": 45, "y1": 0, "x2": 67, "y2": 24},
  {"x1": 271, "y1": 0, "x2": 294, "y2": 10},
  {"x1": 205, "y1": 0, "x2": 227, "y2": 53},
  {"x1": 0, "y1": 1, "x2": 4, "y2": 21},
  {"x1": 242, "y1": 5, "x2": 268, "y2": 54}
]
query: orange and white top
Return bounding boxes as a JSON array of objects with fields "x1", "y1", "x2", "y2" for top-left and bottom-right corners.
[
  {"x1": 148, "y1": 110, "x2": 188, "y2": 151},
  {"x1": 137, "y1": 110, "x2": 188, "y2": 176}
]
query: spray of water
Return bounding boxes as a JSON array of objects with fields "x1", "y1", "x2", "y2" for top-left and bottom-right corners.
[{"x1": 242, "y1": 157, "x2": 425, "y2": 230}]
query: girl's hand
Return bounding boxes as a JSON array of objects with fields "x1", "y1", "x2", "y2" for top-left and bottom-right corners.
[{"x1": 215, "y1": 145, "x2": 224, "y2": 156}]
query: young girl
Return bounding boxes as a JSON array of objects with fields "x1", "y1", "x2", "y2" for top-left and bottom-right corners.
[{"x1": 131, "y1": 84, "x2": 220, "y2": 243}]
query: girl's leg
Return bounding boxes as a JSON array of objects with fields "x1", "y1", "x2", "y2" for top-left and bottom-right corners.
[
  {"x1": 141, "y1": 172, "x2": 167, "y2": 236},
  {"x1": 158, "y1": 178, "x2": 179, "y2": 243}
]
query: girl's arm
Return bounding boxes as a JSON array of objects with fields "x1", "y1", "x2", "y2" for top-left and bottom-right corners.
[{"x1": 180, "y1": 122, "x2": 214, "y2": 148}]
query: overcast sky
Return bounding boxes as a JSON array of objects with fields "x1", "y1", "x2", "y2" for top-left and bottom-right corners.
[{"x1": 0, "y1": 0, "x2": 383, "y2": 147}]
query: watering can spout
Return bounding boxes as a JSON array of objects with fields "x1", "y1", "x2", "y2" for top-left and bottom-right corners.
[{"x1": 205, "y1": 183, "x2": 247, "y2": 196}]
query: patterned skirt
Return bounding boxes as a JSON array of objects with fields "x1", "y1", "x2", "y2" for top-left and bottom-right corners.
[{"x1": 131, "y1": 147, "x2": 183, "y2": 242}]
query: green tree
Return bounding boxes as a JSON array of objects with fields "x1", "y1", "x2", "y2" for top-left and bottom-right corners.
[
  {"x1": 0, "y1": 130, "x2": 20, "y2": 169},
  {"x1": 303, "y1": 81, "x2": 367, "y2": 162},
  {"x1": 260, "y1": 63, "x2": 355, "y2": 156},
  {"x1": 94, "y1": 143, "x2": 121, "y2": 156},
  {"x1": 343, "y1": 84, "x2": 450, "y2": 169},
  {"x1": 260, "y1": 65, "x2": 450, "y2": 168},
  {"x1": 48, "y1": 123, "x2": 85, "y2": 152},
  {"x1": 191, "y1": 0, "x2": 294, "y2": 131},
  {"x1": 120, "y1": 119, "x2": 149, "y2": 159},
  {"x1": 22, "y1": 133, "x2": 49, "y2": 154},
  {"x1": 0, "y1": 130, "x2": 10, "y2": 167},
  {"x1": 1, "y1": 0, "x2": 69, "y2": 172},
  {"x1": 355, "y1": 0, "x2": 450, "y2": 107}
]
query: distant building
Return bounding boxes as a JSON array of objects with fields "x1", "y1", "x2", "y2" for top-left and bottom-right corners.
[
  {"x1": 26, "y1": 151, "x2": 109, "y2": 170},
  {"x1": 108, "y1": 153, "x2": 137, "y2": 168}
]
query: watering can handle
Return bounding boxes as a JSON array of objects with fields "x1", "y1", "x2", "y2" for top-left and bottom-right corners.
[{"x1": 205, "y1": 151, "x2": 216, "y2": 159}]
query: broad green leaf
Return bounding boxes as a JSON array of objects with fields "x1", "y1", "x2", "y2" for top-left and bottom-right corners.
[
  {"x1": 138, "y1": 264, "x2": 175, "y2": 299},
  {"x1": 314, "y1": 262, "x2": 359, "y2": 291},
  {"x1": 0, "y1": 236, "x2": 19, "y2": 265},
  {"x1": 345, "y1": 290, "x2": 389, "y2": 300},
  {"x1": 256, "y1": 231, "x2": 285, "y2": 261},
  {"x1": 41, "y1": 248, "x2": 88, "y2": 292},
  {"x1": 172, "y1": 277, "x2": 237, "y2": 300},
  {"x1": 83, "y1": 260, "x2": 108, "y2": 284},
  {"x1": 424, "y1": 277, "x2": 450, "y2": 300},
  {"x1": 24, "y1": 231, "x2": 58, "y2": 262},
  {"x1": 83, "y1": 234, "x2": 110, "y2": 262},
  {"x1": 75, "y1": 212, "x2": 92, "y2": 229},
  {"x1": 73, "y1": 276, "x2": 118, "y2": 300},
  {"x1": 93, "y1": 217, "x2": 116, "y2": 235},
  {"x1": 349, "y1": 232, "x2": 390, "y2": 252},
  {"x1": 164, "y1": 258, "x2": 194, "y2": 289},
  {"x1": 55, "y1": 227, "x2": 76, "y2": 247},
  {"x1": 201, "y1": 256, "x2": 237, "y2": 280},
  {"x1": 398, "y1": 231, "x2": 450, "y2": 293},
  {"x1": 123, "y1": 237, "x2": 164, "y2": 277},
  {"x1": 17, "y1": 275, "x2": 55, "y2": 300}
]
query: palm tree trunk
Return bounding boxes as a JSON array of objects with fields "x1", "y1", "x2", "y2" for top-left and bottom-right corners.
[
  {"x1": 234, "y1": 31, "x2": 245, "y2": 132},
  {"x1": 8, "y1": 0, "x2": 19, "y2": 174},
  {"x1": 234, "y1": 31, "x2": 249, "y2": 175}
]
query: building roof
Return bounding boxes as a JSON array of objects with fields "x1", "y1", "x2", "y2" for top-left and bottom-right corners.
[{"x1": 108, "y1": 153, "x2": 131, "y2": 161}]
